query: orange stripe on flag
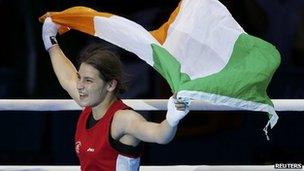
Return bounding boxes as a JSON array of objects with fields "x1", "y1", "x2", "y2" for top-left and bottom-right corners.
[
  {"x1": 39, "y1": 6, "x2": 113, "y2": 35},
  {"x1": 150, "y1": 3, "x2": 180, "y2": 45}
]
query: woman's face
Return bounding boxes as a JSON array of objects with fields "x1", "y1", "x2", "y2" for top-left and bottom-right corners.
[{"x1": 76, "y1": 63, "x2": 108, "y2": 107}]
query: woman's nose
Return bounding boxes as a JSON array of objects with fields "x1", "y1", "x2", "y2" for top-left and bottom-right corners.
[{"x1": 77, "y1": 80, "x2": 84, "y2": 90}]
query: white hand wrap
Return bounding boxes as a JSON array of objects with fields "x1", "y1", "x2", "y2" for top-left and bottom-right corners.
[
  {"x1": 166, "y1": 97, "x2": 190, "y2": 127},
  {"x1": 42, "y1": 17, "x2": 58, "y2": 51}
]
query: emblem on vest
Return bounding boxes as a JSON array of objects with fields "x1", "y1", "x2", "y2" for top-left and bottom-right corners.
[
  {"x1": 75, "y1": 141, "x2": 81, "y2": 154},
  {"x1": 86, "y1": 147, "x2": 95, "y2": 152}
]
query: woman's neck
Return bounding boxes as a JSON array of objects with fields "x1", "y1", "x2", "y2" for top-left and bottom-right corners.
[{"x1": 92, "y1": 94, "x2": 117, "y2": 120}]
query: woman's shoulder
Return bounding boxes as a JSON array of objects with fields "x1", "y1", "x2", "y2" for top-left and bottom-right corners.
[
  {"x1": 111, "y1": 109, "x2": 145, "y2": 139},
  {"x1": 113, "y1": 109, "x2": 145, "y2": 126}
]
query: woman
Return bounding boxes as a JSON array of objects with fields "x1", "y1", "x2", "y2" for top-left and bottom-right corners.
[{"x1": 42, "y1": 17, "x2": 189, "y2": 171}]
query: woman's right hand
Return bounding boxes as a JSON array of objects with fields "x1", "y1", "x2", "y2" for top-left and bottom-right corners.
[{"x1": 42, "y1": 17, "x2": 59, "y2": 51}]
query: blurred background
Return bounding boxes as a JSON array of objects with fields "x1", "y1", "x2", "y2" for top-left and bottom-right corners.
[{"x1": 0, "y1": 0, "x2": 303, "y2": 166}]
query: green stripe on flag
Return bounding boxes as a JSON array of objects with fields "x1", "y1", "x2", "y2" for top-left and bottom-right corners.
[
  {"x1": 152, "y1": 43, "x2": 190, "y2": 92},
  {"x1": 152, "y1": 33, "x2": 280, "y2": 106}
]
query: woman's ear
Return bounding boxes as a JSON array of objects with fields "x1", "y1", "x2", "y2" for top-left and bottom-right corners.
[{"x1": 107, "y1": 79, "x2": 117, "y2": 92}]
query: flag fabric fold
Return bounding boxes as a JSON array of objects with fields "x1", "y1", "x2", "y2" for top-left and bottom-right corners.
[{"x1": 40, "y1": 0, "x2": 280, "y2": 138}]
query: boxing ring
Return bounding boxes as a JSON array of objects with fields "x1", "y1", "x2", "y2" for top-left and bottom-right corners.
[{"x1": 0, "y1": 99, "x2": 303, "y2": 171}]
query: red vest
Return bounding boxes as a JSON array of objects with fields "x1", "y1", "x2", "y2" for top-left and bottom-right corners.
[{"x1": 75, "y1": 99, "x2": 141, "y2": 171}]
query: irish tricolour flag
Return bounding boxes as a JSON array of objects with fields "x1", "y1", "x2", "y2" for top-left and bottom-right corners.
[{"x1": 40, "y1": 0, "x2": 280, "y2": 138}]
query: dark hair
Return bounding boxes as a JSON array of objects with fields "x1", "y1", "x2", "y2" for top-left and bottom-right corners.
[{"x1": 78, "y1": 43, "x2": 127, "y2": 95}]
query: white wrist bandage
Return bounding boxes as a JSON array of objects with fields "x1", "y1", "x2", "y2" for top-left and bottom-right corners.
[
  {"x1": 166, "y1": 97, "x2": 190, "y2": 127},
  {"x1": 42, "y1": 17, "x2": 58, "y2": 51}
]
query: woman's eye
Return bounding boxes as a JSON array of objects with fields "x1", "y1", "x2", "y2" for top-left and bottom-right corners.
[{"x1": 86, "y1": 79, "x2": 93, "y2": 83}]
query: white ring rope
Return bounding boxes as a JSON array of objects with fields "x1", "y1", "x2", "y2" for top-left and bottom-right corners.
[
  {"x1": 0, "y1": 99, "x2": 303, "y2": 111},
  {"x1": 0, "y1": 165, "x2": 287, "y2": 171}
]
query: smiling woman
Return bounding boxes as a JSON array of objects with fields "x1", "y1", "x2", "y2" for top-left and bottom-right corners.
[
  {"x1": 75, "y1": 44, "x2": 124, "y2": 109},
  {"x1": 77, "y1": 44, "x2": 127, "y2": 96},
  {"x1": 76, "y1": 63, "x2": 110, "y2": 108},
  {"x1": 42, "y1": 17, "x2": 190, "y2": 171}
]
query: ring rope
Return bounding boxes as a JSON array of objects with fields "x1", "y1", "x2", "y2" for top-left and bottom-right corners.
[
  {"x1": 0, "y1": 165, "x2": 281, "y2": 171},
  {"x1": 0, "y1": 99, "x2": 303, "y2": 111}
]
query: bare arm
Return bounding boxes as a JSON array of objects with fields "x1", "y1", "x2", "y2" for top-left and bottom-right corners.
[
  {"x1": 114, "y1": 110, "x2": 177, "y2": 144},
  {"x1": 48, "y1": 46, "x2": 80, "y2": 104},
  {"x1": 113, "y1": 97, "x2": 189, "y2": 144},
  {"x1": 42, "y1": 17, "x2": 80, "y2": 104}
]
